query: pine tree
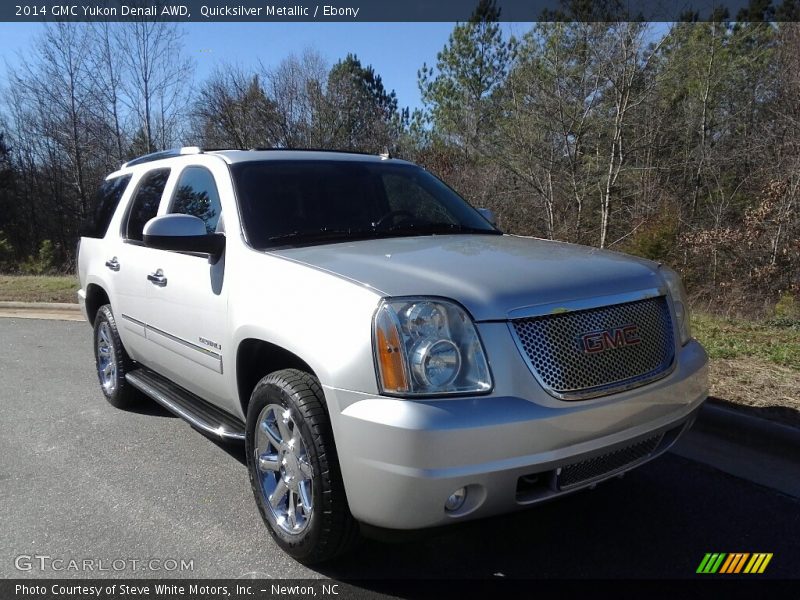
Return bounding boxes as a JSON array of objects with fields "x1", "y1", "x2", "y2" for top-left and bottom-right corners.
[
  {"x1": 418, "y1": 0, "x2": 510, "y2": 154},
  {"x1": 325, "y1": 54, "x2": 401, "y2": 152}
]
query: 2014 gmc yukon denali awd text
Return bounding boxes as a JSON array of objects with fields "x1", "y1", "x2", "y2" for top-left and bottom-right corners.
[{"x1": 77, "y1": 147, "x2": 708, "y2": 563}]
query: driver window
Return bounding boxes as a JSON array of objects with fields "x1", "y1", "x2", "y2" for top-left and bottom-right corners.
[
  {"x1": 382, "y1": 174, "x2": 455, "y2": 223},
  {"x1": 124, "y1": 168, "x2": 170, "y2": 242},
  {"x1": 170, "y1": 166, "x2": 222, "y2": 234}
]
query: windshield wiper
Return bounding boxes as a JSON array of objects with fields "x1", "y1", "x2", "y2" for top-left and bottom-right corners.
[
  {"x1": 383, "y1": 222, "x2": 501, "y2": 235},
  {"x1": 266, "y1": 227, "x2": 381, "y2": 245},
  {"x1": 266, "y1": 222, "x2": 501, "y2": 247}
]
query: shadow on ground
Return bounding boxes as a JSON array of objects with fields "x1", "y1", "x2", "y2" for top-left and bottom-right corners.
[{"x1": 204, "y1": 436, "x2": 800, "y2": 582}]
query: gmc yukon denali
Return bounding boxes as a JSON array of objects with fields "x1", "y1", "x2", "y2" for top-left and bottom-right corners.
[{"x1": 77, "y1": 147, "x2": 708, "y2": 563}]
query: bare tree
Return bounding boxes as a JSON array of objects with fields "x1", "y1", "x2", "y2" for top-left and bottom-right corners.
[
  {"x1": 8, "y1": 23, "x2": 97, "y2": 219},
  {"x1": 260, "y1": 49, "x2": 329, "y2": 148},
  {"x1": 89, "y1": 21, "x2": 128, "y2": 164},
  {"x1": 596, "y1": 23, "x2": 662, "y2": 249},
  {"x1": 116, "y1": 18, "x2": 193, "y2": 152},
  {"x1": 193, "y1": 65, "x2": 280, "y2": 149}
]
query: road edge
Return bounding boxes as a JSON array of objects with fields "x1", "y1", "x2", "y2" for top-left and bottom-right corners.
[
  {"x1": 673, "y1": 399, "x2": 800, "y2": 498},
  {"x1": 694, "y1": 399, "x2": 800, "y2": 456}
]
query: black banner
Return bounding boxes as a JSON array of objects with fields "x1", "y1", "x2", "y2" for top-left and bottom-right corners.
[
  {"x1": 2, "y1": 0, "x2": 800, "y2": 23},
  {"x1": 4, "y1": 579, "x2": 800, "y2": 600}
]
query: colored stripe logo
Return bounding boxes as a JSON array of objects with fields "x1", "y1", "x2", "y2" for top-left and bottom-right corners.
[{"x1": 697, "y1": 553, "x2": 773, "y2": 574}]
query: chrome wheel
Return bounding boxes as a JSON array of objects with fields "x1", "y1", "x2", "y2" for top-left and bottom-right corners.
[
  {"x1": 96, "y1": 321, "x2": 117, "y2": 393},
  {"x1": 255, "y1": 404, "x2": 314, "y2": 535}
]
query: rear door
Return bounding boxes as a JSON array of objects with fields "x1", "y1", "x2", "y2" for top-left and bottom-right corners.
[{"x1": 112, "y1": 167, "x2": 171, "y2": 361}]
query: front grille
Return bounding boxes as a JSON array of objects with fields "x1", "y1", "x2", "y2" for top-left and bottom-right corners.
[
  {"x1": 511, "y1": 297, "x2": 675, "y2": 400},
  {"x1": 557, "y1": 433, "x2": 663, "y2": 490}
]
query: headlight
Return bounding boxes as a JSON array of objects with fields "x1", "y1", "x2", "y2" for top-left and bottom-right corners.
[
  {"x1": 373, "y1": 298, "x2": 492, "y2": 396},
  {"x1": 660, "y1": 266, "x2": 692, "y2": 345}
]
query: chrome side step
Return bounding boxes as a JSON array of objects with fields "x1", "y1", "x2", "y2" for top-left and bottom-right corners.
[{"x1": 126, "y1": 367, "x2": 245, "y2": 442}]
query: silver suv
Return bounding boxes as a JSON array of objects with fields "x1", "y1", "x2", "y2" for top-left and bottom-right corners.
[{"x1": 77, "y1": 147, "x2": 708, "y2": 563}]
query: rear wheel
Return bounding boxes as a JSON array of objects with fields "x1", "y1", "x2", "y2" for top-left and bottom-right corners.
[
  {"x1": 245, "y1": 369, "x2": 358, "y2": 564},
  {"x1": 93, "y1": 304, "x2": 139, "y2": 409}
]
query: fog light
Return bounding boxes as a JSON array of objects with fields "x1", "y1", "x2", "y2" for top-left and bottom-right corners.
[{"x1": 445, "y1": 487, "x2": 467, "y2": 512}]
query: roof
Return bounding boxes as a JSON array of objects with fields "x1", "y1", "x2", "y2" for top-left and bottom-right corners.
[{"x1": 117, "y1": 147, "x2": 411, "y2": 172}]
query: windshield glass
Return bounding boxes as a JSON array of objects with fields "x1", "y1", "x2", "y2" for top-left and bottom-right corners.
[{"x1": 230, "y1": 160, "x2": 499, "y2": 249}]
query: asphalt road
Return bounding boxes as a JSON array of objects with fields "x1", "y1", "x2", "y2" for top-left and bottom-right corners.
[{"x1": 1, "y1": 318, "x2": 798, "y2": 583}]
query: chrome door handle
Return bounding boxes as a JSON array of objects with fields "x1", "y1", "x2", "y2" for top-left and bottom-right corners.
[
  {"x1": 147, "y1": 269, "x2": 167, "y2": 287},
  {"x1": 105, "y1": 257, "x2": 120, "y2": 272}
]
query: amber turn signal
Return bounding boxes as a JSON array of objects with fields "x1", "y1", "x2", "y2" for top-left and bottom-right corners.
[{"x1": 375, "y1": 312, "x2": 409, "y2": 393}]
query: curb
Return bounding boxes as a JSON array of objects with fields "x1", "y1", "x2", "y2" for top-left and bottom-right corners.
[
  {"x1": 0, "y1": 301, "x2": 80, "y2": 312},
  {"x1": 693, "y1": 400, "x2": 800, "y2": 457}
]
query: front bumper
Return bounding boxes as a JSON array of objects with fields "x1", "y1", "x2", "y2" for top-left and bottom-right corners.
[{"x1": 325, "y1": 339, "x2": 708, "y2": 530}]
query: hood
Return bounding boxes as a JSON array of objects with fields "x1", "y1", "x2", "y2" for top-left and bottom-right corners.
[{"x1": 272, "y1": 234, "x2": 663, "y2": 321}]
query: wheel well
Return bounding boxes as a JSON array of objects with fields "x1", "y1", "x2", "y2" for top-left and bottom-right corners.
[
  {"x1": 85, "y1": 284, "x2": 110, "y2": 326},
  {"x1": 236, "y1": 339, "x2": 318, "y2": 417}
]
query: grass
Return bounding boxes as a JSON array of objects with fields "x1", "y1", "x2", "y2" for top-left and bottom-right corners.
[
  {"x1": 0, "y1": 275, "x2": 79, "y2": 303},
  {"x1": 692, "y1": 313, "x2": 800, "y2": 369},
  {"x1": 692, "y1": 312, "x2": 799, "y2": 426}
]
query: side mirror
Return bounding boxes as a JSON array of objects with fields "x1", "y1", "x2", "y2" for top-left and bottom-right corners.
[
  {"x1": 143, "y1": 214, "x2": 225, "y2": 259},
  {"x1": 478, "y1": 208, "x2": 497, "y2": 227}
]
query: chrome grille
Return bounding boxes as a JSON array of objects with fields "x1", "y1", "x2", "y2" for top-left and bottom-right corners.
[
  {"x1": 511, "y1": 297, "x2": 675, "y2": 400},
  {"x1": 557, "y1": 433, "x2": 663, "y2": 490}
]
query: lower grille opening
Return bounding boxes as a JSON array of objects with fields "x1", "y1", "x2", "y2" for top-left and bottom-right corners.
[
  {"x1": 515, "y1": 472, "x2": 552, "y2": 502},
  {"x1": 557, "y1": 433, "x2": 663, "y2": 491},
  {"x1": 514, "y1": 422, "x2": 691, "y2": 503}
]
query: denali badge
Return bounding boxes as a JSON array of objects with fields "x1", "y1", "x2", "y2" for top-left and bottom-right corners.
[
  {"x1": 199, "y1": 337, "x2": 222, "y2": 351},
  {"x1": 580, "y1": 324, "x2": 641, "y2": 354}
]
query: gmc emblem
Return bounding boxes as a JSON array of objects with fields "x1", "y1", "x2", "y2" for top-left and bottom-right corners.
[{"x1": 580, "y1": 324, "x2": 641, "y2": 354}]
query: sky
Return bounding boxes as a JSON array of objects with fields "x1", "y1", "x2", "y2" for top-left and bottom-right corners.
[
  {"x1": 0, "y1": 21, "x2": 530, "y2": 112},
  {"x1": 0, "y1": 21, "x2": 670, "y2": 114}
]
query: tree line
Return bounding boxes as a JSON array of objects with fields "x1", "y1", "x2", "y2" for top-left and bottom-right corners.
[{"x1": 0, "y1": 1, "x2": 798, "y2": 317}]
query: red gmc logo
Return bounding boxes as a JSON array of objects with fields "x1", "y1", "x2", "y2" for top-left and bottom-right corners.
[{"x1": 580, "y1": 324, "x2": 642, "y2": 354}]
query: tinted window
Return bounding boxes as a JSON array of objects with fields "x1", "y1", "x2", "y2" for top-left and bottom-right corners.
[
  {"x1": 125, "y1": 169, "x2": 170, "y2": 242},
  {"x1": 231, "y1": 160, "x2": 497, "y2": 248},
  {"x1": 383, "y1": 174, "x2": 455, "y2": 224},
  {"x1": 84, "y1": 175, "x2": 131, "y2": 238},
  {"x1": 170, "y1": 167, "x2": 222, "y2": 234}
]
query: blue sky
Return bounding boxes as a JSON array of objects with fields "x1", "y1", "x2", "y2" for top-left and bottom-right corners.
[
  {"x1": 0, "y1": 22, "x2": 531, "y2": 112},
  {"x1": 1, "y1": 22, "x2": 669, "y2": 113}
]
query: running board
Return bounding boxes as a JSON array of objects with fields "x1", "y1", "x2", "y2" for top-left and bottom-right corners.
[{"x1": 126, "y1": 368, "x2": 245, "y2": 442}]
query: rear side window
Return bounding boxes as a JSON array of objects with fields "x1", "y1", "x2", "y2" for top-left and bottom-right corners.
[
  {"x1": 125, "y1": 169, "x2": 170, "y2": 242},
  {"x1": 170, "y1": 166, "x2": 222, "y2": 234},
  {"x1": 84, "y1": 175, "x2": 132, "y2": 238}
]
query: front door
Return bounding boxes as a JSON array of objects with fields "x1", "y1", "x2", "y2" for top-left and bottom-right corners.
[{"x1": 141, "y1": 163, "x2": 231, "y2": 411}]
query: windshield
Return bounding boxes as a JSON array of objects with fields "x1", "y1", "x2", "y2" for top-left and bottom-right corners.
[{"x1": 230, "y1": 160, "x2": 500, "y2": 249}]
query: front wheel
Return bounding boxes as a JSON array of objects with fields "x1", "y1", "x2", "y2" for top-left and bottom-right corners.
[{"x1": 245, "y1": 369, "x2": 358, "y2": 564}]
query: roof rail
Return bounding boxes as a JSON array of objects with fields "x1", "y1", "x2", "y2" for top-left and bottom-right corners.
[
  {"x1": 122, "y1": 146, "x2": 202, "y2": 169},
  {"x1": 246, "y1": 147, "x2": 392, "y2": 158}
]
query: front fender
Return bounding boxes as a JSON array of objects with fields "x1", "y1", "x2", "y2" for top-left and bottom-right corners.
[{"x1": 228, "y1": 251, "x2": 383, "y2": 397}]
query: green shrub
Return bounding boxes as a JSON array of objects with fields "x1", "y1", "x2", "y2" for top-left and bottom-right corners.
[
  {"x1": 768, "y1": 292, "x2": 800, "y2": 328},
  {"x1": 0, "y1": 231, "x2": 14, "y2": 271},
  {"x1": 623, "y1": 216, "x2": 678, "y2": 262},
  {"x1": 19, "y1": 239, "x2": 56, "y2": 275}
]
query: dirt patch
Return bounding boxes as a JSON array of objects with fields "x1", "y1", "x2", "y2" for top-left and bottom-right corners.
[{"x1": 709, "y1": 358, "x2": 800, "y2": 427}]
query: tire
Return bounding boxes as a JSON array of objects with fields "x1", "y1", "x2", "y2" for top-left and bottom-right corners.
[
  {"x1": 93, "y1": 304, "x2": 139, "y2": 409},
  {"x1": 246, "y1": 369, "x2": 358, "y2": 564}
]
